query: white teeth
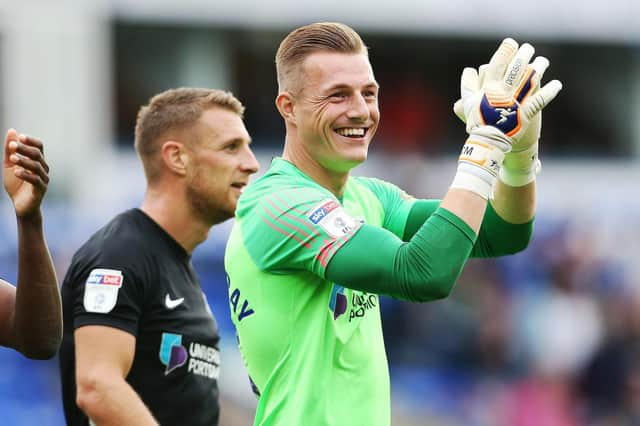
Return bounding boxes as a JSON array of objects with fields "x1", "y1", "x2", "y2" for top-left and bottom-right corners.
[{"x1": 337, "y1": 128, "x2": 365, "y2": 137}]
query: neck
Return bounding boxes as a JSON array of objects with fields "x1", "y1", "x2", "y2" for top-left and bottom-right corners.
[
  {"x1": 140, "y1": 184, "x2": 210, "y2": 254},
  {"x1": 282, "y1": 137, "x2": 349, "y2": 198}
]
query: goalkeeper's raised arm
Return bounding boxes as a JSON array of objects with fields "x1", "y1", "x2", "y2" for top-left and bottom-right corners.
[
  {"x1": 454, "y1": 38, "x2": 562, "y2": 225},
  {"x1": 326, "y1": 37, "x2": 562, "y2": 301}
]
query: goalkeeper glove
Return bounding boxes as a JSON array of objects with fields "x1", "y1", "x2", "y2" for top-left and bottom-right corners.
[{"x1": 453, "y1": 38, "x2": 562, "y2": 187}]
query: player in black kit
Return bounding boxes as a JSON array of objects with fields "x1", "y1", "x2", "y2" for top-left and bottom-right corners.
[{"x1": 59, "y1": 88, "x2": 259, "y2": 426}]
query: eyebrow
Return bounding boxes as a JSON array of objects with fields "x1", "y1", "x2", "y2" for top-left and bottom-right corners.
[{"x1": 219, "y1": 136, "x2": 252, "y2": 147}]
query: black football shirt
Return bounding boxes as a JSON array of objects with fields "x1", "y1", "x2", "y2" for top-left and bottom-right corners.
[{"x1": 59, "y1": 209, "x2": 220, "y2": 425}]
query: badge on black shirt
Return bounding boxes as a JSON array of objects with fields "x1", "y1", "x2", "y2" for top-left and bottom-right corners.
[{"x1": 83, "y1": 268, "x2": 123, "y2": 313}]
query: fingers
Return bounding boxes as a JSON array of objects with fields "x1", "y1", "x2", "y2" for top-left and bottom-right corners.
[
  {"x1": 504, "y1": 43, "x2": 535, "y2": 89},
  {"x1": 478, "y1": 64, "x2": 489, "y2": 88},
  {"x1": 530, "y1": 56, "x2": 550, "y2": 77},
  {"x1": 18, "y1": 133, "x2": 44, "y2": 155},
  {"x1": 5, "y1": 132, "x2": 49, "y2": 189},
  {"x1": 8, "y1": 150, "x2": 49, "y2": 184},
  {"x1": 529, "y1": 56, "x2": 550, "y2": 88},
  {"x1": 460, "y1": 67, "x2": 479, "y2": 97},
  {"x1": 521, "y1": 80, "x2": 563, "y2": 119},
  {"x1": 453, "y1": 99, "x2": 466, "y2": 123},
  {"x1": 4, "y1": 128, "x2": 18, "y2": 166},
  {"x1": 486, "y1": 38, "x2": 518, "y2": 83},
  {"x1": 453, "y1": 67, "x2": 477, "y2": 123},
  {"x1": 12, "y1": 165, "x2": 48, "y2": 192}
]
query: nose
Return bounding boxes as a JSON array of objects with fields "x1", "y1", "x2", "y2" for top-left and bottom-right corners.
[
  {"x1": 241, "y1": 146, "x2": 260, "y2": 174},
  {"x1": 346, "y1": 93, "x2": 369, "y2": 121}
]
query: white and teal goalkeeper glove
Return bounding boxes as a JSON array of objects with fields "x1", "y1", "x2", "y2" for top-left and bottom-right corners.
[{"x1": 453, "y1": 38, "x2": 562, "y2": 190}]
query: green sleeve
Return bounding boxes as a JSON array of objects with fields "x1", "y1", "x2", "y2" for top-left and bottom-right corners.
[
  {"x1": 354, "y1": 177, "x2": 416, "y2": 238},
  {"x1": 472, "y1": 202, "x2": 533, "y2": 256},
  {"x1": 402, "y1": 199, "x2": 440, "y2": 240},
  {"x1": 325, "y1": 207, "x2": 476, "y2": 302},
  {"x1": 403, "y1": 200, "x2": 533, "y2": 257}
]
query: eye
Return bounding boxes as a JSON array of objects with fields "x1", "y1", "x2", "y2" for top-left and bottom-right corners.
[
  {"x1": 363, "y1": 89, "x2": 377, "y2": 99},
  {"x1": 224, "y1": 142, "x2": 240, "y2": 152},
  {"x1": 329, "y1": 91, "x2": 348, "y2": 101}
]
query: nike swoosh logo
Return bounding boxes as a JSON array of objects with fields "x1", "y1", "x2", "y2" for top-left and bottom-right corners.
[{"x1": 165, "y1": 294, "x2": 185, "y2": 309}]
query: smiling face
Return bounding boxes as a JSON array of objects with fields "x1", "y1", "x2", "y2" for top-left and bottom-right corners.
[
  {"x1": 292, "y1": 51, "x2": 380, "y2": 173},
  {"x1": 186, "y1": 107, "x2": 259, "y2": 225}
]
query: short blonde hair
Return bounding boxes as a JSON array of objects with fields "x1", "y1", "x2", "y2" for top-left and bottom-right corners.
[
  {"x1": 275, "y1": 22, "x2": 368, "y2": 93},
  {"x1": 134, "y1": 87, "x2": 244, "y2": 182}
]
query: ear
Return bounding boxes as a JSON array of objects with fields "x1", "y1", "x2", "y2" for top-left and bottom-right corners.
[
  {"x1": 275, "y1": 92, "x2": 296, "y2": 126},
  {"x1": 160, "y1": 141, "x2": 189, "y2": 177}
]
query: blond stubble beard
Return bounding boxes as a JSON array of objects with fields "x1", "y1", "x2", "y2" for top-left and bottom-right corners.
[{"x1": 186, "y1": 168, "x2": 235, "y2": 227}]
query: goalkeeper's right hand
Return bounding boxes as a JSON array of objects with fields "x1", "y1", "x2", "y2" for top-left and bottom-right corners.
[{"x1": 450, "y1": 38, "x2": 562, "y2": 198}]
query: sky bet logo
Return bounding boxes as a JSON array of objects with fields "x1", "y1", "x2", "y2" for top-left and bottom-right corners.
[
  {"x1": 309, "y1": 200, "x2": 340, "y2": 224},
  {"x1": 159, "y1": 333, "x2": 188, "y2": 375},
  {"x1": 86, "y1": 271, "x2": 122, "y2": 286}
]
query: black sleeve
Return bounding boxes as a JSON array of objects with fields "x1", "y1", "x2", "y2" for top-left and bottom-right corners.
[{"x1": 71, "y1": 241, "x2": 148, "y2": 337}]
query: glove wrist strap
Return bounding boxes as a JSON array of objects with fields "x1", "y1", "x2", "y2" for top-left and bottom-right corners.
[
  {"x1": 451, "y1": 168, "x2": 494, "y2": 200},
  {"x1": 451, "y1": 129, "x2": 509, "y2": 199}
]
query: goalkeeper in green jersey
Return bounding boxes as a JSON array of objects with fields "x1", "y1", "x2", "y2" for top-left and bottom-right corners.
[{"x1": 225, "y1": 22, "x2": 562, "y2": 425}]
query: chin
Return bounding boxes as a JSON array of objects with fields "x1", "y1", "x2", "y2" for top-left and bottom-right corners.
[
  {"x1": 345, "y1": 150, "x2": 368, "y2": 165},
  {"x1": 329, "y1": 157, "x2": 365, "y2": 173},
  {"x1": 210, "y1": 209, "x2": 235, "y2": 225},
  {"x1": 196, "y1": 202, "x2": 236, "y2": 226},
  {"x1": 347, "y1": 156, "x2": 367, "y2": 167},
  {"x1": 220, "y1": 202, "x2": 236, "y2": 219}
]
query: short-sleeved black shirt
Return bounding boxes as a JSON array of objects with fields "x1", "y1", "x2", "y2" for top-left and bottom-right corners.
[{"x1": 59, "y1": 209, "x2": 220, "y2": 426}]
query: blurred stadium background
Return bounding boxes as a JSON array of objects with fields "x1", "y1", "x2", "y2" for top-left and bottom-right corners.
[{"x1": 1, "y1": 0, "x2": 639, "y2": 424}]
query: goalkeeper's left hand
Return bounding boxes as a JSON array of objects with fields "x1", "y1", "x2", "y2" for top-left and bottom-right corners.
[{"x1": 453, "y1": 38, "x2": 562, "y2": 186}]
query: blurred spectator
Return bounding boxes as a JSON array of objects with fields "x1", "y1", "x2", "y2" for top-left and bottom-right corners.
[{"x1": 579, "y1": 290, "x2": 640, "y2": 425}]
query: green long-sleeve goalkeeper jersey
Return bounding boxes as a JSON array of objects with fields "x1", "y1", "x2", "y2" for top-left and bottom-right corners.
[{"x1": 225, "y1": 157, "x2": 531, "y2": 426}]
